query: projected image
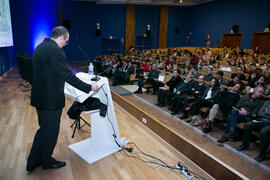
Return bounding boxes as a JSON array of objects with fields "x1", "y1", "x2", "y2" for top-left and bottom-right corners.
[{"x1": 0, "y1": 0, "x2": 13, "y2": 47}]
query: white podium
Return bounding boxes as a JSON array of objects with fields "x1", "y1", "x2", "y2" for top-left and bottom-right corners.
[{"x1": 64, "y1": 73, "x2": 122, "y2": 164}]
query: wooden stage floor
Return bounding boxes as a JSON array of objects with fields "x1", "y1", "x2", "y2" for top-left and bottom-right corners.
[{"x1": 0, "y1": 69, "x2": 212, "y2": 180}]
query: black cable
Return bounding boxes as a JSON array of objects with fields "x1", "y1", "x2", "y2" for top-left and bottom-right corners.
[
  {"x1": 101, "y1": 85, "x2": 121, "y2": 147},
  {"x1": 122, "y1": 142, "x2": 205, "y2": 180}
]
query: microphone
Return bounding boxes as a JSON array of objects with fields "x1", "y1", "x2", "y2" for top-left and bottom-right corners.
[{"x1": 77, "y1": 46, "x2": 100, "y2": 81}]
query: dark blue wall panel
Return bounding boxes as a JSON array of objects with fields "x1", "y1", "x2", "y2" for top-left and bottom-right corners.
[
  {"x1": 185, "y1": 0, "x2": 270, "y2": 48},
  {"x1": 135, "y1": 5, "x2": 160, "y2": 49},
  {"x1": 167, "y1": 6, "x2": 188, "y2": 47}
]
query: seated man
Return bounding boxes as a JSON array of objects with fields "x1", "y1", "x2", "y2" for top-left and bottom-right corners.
[
  {"x1": 135, "y1": 64, "x2": 159, "y2": 93},
  {"x1": 156, "y1": 70, "x2": 182, "y2": 107},
  {"x1": 170, "y1": 74, "x2": 194, "y2": 115},
  {"x1": 169, "y1": 75, "x2": 206, "y2": 115},
  {"x1": 112, "y1": 61, "x2": 134, "y2": 86},
  {"x1": 202, "y1": 83, "x2": 241, "y2": 133},
  {"x1": 216, "y1": 71, "x2": 229, "y2": 86},
  {"x1": 218, "y1": 85, "x2": 265, "y2": 143},
  {"x1": 181, "y1": 77, "x2": 220, "y2": 120},
  {"x1": 236, "y1": 101, "x2": 270, "y2": 162}
]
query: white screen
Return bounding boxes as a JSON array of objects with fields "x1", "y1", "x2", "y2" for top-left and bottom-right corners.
[{"x1": 0, "y1": 0, "x2": 13, "y2": 47}]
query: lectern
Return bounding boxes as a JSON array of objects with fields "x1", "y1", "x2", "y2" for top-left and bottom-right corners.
[{"x1": 64, "y1": 73, "x2": 122, "y2": 164}]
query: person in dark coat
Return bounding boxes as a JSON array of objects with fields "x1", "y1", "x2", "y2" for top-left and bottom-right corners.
[
  {"x1": 27, "y1": 26, "x2": 98, "y2": 172},
  {"x1": 202, "y1": 83, "x2": 241, "y2": 133},
  {"x1": 236, "y1": 101, "x2": 270, "y2": 162},
  {"x1": 134, "y1": 64, "x2": 159, "y2": 93},
  {"x1": 156, "y1": 70, "x2": 182, "y2": 107},
  {"x1": 170, "y1": 74, "x2": 194, "y2": 115},
  {"x1": 218, "y1": 86, "x2": 265, "y2": 143},
  {"x1": 181, "y1": 77, "x2": 220, "y2": 119}
]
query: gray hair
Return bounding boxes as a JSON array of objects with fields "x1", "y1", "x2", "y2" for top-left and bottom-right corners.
[{"x1": 50, "y1": 26, "x2": 69, "y2": 39}]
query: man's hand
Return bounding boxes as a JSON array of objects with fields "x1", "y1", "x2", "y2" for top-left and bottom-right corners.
[
  {"x1": 177, "y1": 91, "x2": 180, "y2": 95},
  {"x1": 239, "y1": 108, "x2": 248, "y2": 116},
  {"x1": 91, "y1": 82, "x2": 98, "y2": 92}
]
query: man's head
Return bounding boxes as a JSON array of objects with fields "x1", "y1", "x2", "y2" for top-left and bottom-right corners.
[
  {"x1": 185, "y1": 74, "x2": 192, "y2": 82},
  {"x1": 207, "y1": 68, "x2": 213, "y2": 75},
  {"x1": 198, "y1": 75, "x2": 204, "y2": 83},
  {"x1": 236, "y1": 67, "x2": 242, "y2": 74},
  {"x1": 152, "y1": 63, "x2": 157, "y2": 70},
  {"x1": 210, "y1": 77, "x2": 218, "y2": 88},
  {"x1": 216, "y1": 71, "x2": 224, "y2": 79},
  {"x1": 250, "y1": 63, "x2": 256, "y2": 71},
  {"x1": 232, "y1": 83, "x2": 241, "y2": 93},
  {"x1": 173, "y1": 70, "x2": 179, "y2": 77},
  {"x1": 50, "y1": 26, "x2": 69, "y2": 48},
  {"x1": 252, "y1": 85, "x2": 265, "y2": 98}
]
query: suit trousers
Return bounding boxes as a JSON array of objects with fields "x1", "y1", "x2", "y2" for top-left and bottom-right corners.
[
  {"x1": 242, "y1": 121, "x2": 270, "y2": 156},
  {"x1": 27, "y1": 108, "x2": 62, "y2": 167}
]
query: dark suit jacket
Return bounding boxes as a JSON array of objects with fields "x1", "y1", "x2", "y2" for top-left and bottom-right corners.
[
  {"x1": 201, "y1": 86, "x2": 220, "y2": 101},
  {"x1": 192, "y1": 82, "x2": 207, "y2": 99},
  {"x1": 166, "y1": 76, "x2": 182, "y2": 91},
  {"x1": 176, "y1": 80, "x2": 193, "y2": 95},
  {"x1": 31, "y1": 38, "x2": 92, "y2": 110}
]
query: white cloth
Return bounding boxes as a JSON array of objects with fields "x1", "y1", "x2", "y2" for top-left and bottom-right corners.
[{"x1": 205, "y1": 88, "x2": 212, "y2": 100}]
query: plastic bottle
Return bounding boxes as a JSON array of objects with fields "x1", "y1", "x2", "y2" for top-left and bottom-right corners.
[{"x1": 88, "y1": 62, "x2": 94, "y2": 75}]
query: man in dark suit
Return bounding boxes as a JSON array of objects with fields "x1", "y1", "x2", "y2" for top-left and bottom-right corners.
[
  {"x1": 156, "y1": 70, "x2": 182, "y2": 107},
  {"x1": 134, "y1": 63, "x2": 159, "y2": 93},
  {"x1": 27, "y1": 26, "x2": 98, "y2": 172}
]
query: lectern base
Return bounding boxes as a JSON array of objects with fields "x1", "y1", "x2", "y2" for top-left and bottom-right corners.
[{"x1": 68, "y1": 138, "x2": 121, "y2": 164}]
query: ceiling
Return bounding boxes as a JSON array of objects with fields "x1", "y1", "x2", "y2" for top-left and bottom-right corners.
[{"x1": 72, "y1": 0, "x2": 213, "y2": 6}]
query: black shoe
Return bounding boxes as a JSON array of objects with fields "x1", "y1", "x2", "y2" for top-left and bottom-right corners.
[
  {"x1": 255, "y1": 154, "x2": 265, "y2": 162},
  {"x1": 158, "y1": 104, "x2": 165, "y2": 107},
  {"x1": 202, "y1": 120, "x2": 212, "y2": 133},
  {"x1": 217, "y1": 135, "x2": 228, "y2": 143},
  {"x1": 155, "y1": 103, "x2": 161, "y2": 106},
  {"x1": 236, "y1": 144, "x2": 249, "y2": 151},
  {"x1": 26, "y1": 161, "x2": 41, "y2": 173},
  {"x1": 42, "y1": 161, "x2": 66, "y2": 169},
  {"x1": 179, "y1": 114, "x2": 188, "y2": 119},
  {"x1": 171, "y1": 111, "x2": 178, "y2": 115},
  {"x1": 134, "y1": 90, "x2": 142, "y2": 94}
]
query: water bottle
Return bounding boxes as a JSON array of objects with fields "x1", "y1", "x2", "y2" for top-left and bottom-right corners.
[{"x1": 88, "y1": 62, "x2": 94, "y2": 75}]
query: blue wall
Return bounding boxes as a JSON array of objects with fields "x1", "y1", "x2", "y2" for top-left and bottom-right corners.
[
  {"x1": 0, "y1": 0, "x2": 59, "y2": 77},
  {"x1": 167, "y1": 6, "x2": 188, "y2": 48},
  {"x1": 61, "y1": 1, "x2": 126, "y2": 61},
  {"x1": 135, "y1": 5, "x2": 160, "y2": 49},
  {"x1": 185, "y1": 0, "x2": 270, "y2": 48}
]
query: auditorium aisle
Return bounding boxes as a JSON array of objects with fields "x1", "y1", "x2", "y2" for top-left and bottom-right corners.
[{"x1": 0, "y1": 68, "x2": 212, "y2": 180}]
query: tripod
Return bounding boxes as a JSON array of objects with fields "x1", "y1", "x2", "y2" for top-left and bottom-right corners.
[{"x1": 70, "y1": 116, "x2": 91, "y2": 138}]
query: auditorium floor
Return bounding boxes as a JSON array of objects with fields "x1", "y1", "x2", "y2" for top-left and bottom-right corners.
[{"x1": 0, "y1": 68, "x2": 213, "y2": 180}]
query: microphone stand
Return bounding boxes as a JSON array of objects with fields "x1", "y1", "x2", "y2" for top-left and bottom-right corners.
[{"x1": 77, "y1": 46, "x2": 100, "y2": 81}]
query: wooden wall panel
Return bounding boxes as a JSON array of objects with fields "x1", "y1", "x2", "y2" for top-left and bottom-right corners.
[
  {"x1": 221, "y1": 33, "x2": 242, "y2": 48},
  {"x1": 159, "y1": 6, "x2": 168, "y2": 49},
  {"x1": 125, "y1": 5, "x2": 136, "y2": 52},
  {"x1": 251, "y1": 32, "x2": 270, "y2": 53}
]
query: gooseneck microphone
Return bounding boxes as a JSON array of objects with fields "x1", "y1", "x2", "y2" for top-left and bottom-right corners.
[{"x1": 77, "y1": 46, "x2": 100, "y2": 81}]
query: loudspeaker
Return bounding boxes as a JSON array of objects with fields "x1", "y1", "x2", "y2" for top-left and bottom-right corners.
[
  {"x1": 63, "y1": 20, "x2": 71, "y2": 29},
  {"x1": 232, "y1": 25, "x2": 239, "y2": 33},
  {"x1": 96, "y1": 29, "x2": 101, "y2": 37},
  {"x1": 146, "y1": 30, "x2": 151, "y2": 37},
  {"x1": 175, "y1": 28, "x2": 179, "y2": 35}
]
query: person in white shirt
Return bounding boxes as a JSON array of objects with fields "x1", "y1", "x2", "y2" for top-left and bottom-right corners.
[{"x1": 220, "y1": 61, "x2": 232, "y2": 72}]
